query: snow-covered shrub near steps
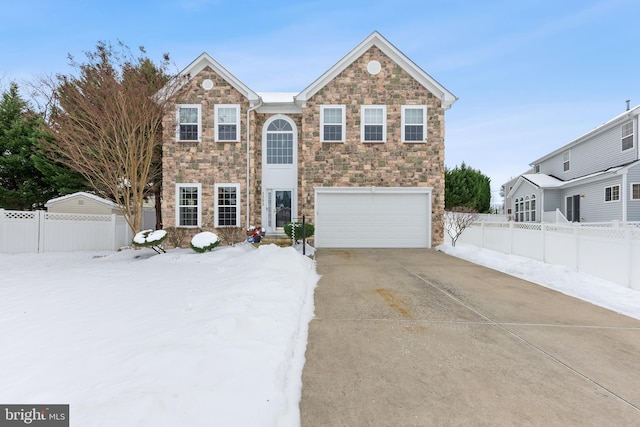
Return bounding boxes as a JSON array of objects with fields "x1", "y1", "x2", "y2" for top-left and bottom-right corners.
[
  {"x1": 132, "y1": 229, "x2": 168, "y2": 248},
  {"x1": 190, "y1": 231, "x2": 221, "y2": 253}
]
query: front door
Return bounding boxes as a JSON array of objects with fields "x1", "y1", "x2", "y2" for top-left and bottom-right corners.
[
  {"x1": 566, "y1": 195, "x2": 580, "y2": 222},
  {"x1": 262, "y1": 115, "x2": 298, "y2": 234},
  {"x1": 266, "y1": 189, "x2": 293, "y2": 232}
]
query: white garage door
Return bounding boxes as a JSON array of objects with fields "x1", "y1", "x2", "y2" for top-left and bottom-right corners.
[{"x1": 314, "y1": 187, "x2": 432, "y2": 248}]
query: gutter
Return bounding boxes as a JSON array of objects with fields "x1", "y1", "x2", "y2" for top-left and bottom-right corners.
[{"x1": 246, "y1": 100, "x2": 263, "y2": 229}]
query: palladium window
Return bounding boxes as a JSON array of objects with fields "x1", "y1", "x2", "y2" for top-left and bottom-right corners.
[
  {"x1": 604, "y1": 185, "x2": 620, "y2": 202},
  {"x1": 321, "y1": 105, "x2": 345, "y2": 142},
  {"x1": 361, "y1": 106, "x2": 386, "y2": 142},
  {"x1": 176, "y1": 105, "x2": 201, "y2": 142},
  {"x1": 622, "y1": 121, "x2": 634, "y2": 151},
  {"x1": 215, "y1": 105, "x2": 240, "y2": 142},
  {"x1": 176, "y1": 183, "x2": 201, "y2": 227},
  {"x1": 215, "y1": 184, "x2": 240, "y2": 227},
  {"x1": 266, "y1": 119, "x2": 294, "y2": 164},
  {"x1": 402, "y1": 105, "x2": 427, "y2": 142},
  {"x1": 563, "y1": 151, "x2": 570, "y2": 172},
  {"x1": 631, "y1": 183, "x2": 640, "y2": 200}
]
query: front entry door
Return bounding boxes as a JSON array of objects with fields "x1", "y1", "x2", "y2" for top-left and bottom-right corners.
[{"x1": 266, "y1": 189, "x2": 293, "y2": 233}]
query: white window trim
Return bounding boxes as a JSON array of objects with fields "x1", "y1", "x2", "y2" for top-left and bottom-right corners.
[
  {"x1": 401, "y1": 105, "x2": 427, "y2": 143},
  {"x1": 622, "y1": 121, "x2": 634, "y2": 152},
  {"x1": 604, "y1": 185, "x2": 621, "y2": 203},
  {"x1": 176, "y1": 104, "x2": 202, "y2": 142},
  {"x1": 214, "y1": 183, "x2": 241, "y2": 227},
  {"x1": 175, "y1": 183, "x2": 202, "y2": 227},
  {"x1": 215, "y1": 104, "x2": 241, "y2": 142},
  {"x1": 320, "y1": 105, "x2": 346, "y2": 143},
  {"x1": 563, "y1": 151, "x2": 570, "y2": 172},
  {"x1": 361, "y1": 105, "x2": 387, "y2": 143},
  {"x1": 630, "y1": 182, "x2": 640, "y2": 200}
]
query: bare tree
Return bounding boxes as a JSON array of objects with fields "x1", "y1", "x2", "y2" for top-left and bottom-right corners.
[
  {"x1": 444, "y1": 207, "x2": 479, "y2": 247},
  {"x1": 42, "y1": 42, "x2": 172, "y2": 233}
]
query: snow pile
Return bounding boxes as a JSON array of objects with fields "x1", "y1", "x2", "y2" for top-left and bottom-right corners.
[
  {"x1": 438, "y1": 243, "x2": 640, "y2": 320},
  {"x1": 0, "y1": 244, "x2": 320, "y2": 426},
  {"x1": 190, "y1": 231, "x2": 220, "y2": 252}
]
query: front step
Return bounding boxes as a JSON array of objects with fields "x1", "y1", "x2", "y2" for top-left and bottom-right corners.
[{"x1": 257, "y1": 235, "x2": 293, "y2": 247}]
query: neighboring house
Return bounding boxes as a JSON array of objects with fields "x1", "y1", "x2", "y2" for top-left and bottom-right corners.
[
  {"x1": 507, "y1": 105, "x2": 640, "y2": 223},
  {"x1": 160, "y1": 31, "x2": 457, "y2": 248},
  {"x1": 45, "y1": 192, "x2": 120, "y2": 215}
]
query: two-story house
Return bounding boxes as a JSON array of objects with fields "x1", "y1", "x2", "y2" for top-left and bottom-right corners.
[
  {"x1": 160, "y1": 31, "x2": 456, "y2": 248},
  {"x1": 507, "y1": 105, "x2": 640, "y2": 223}
]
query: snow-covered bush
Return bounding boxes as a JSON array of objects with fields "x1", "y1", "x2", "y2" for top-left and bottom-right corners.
[
  {"x1": 284, "y1": 222, "x2": 314, "y2": 242},
  {"x1": 190, "y1": 231, "x2": 221, "y2": 253},
  {"x1": 132, "y1": 229, "x2": 168, "y2": 248}
]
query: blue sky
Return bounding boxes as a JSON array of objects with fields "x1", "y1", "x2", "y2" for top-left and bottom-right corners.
[{"x1": 2, "y1": 0, "x2": 640, "y2": 204}]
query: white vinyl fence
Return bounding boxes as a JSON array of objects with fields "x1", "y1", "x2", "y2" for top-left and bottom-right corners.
[
  {"x1": 0, "y1": 209, "x2": 133, "y2": 254},
  {"x1": 451, "y1": 220, "x2": 640, "y2": 290}
]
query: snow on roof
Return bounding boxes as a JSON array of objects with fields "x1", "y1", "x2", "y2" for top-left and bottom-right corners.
[
  {"x1": 45, "y1": 192, "x2": 118, "y2": 208},
  {"x1": 257, "y1": 92, "x2": 298, "y2": 104},
  {"x1": 521, "y1": 174, "x2": 564, "y2": 188}
]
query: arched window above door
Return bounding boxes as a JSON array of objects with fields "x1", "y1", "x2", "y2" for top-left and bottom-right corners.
[{"x1": 266, "y1": 118, "x2": 294, "y2": 164}]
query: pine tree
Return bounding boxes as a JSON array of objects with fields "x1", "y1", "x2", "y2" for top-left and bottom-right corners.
[{"x1": 444, "y1": 162, "x2": 491, "y2": 213}]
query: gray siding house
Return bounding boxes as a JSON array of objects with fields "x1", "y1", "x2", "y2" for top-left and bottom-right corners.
[{"x1": 507, "y1": 105, "x2": 640, "y2": 223}]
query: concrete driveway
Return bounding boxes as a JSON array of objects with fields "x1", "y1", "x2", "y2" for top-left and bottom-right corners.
[{"x1": 300, "y1": 249, "x2": 640, "y2": 426}]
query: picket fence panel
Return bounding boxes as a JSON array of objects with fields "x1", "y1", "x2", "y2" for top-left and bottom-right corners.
[
  {"x1": 452, "y1": 220, "x2": 640, "y2": 290},
  {"x1": 0, "y1": 209, "x2": 133, "y2": 254}
]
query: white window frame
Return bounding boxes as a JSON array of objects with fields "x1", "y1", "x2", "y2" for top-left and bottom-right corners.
[
  {"x1": 320, "y1": 105, "x2": 346, "y2": 142},
  {"x1": 563, "y1": 151, "x2": 570, "y2": 172},
  {"x1": 214, "y1": 183, "x2": 241, "y2": 227},
  {"x1": 176, "y1": 183, "x2": 202, "y2": 227},
  {"x1": 215, "y1": 104, "x2": 240, "y2": 142},
  {"x1": 622, "y1": 121, "x2": 634, "y2": 151},
  {"x1": 401, "y1": 105, "x2": 427, "y2": 143},
  {"x1": 176, "y1": 104, "x2": 201, "y2": 142},
  {"x1": 604, "y1": 185, "x2": 620, "y2": 203},
  {"x1": 630, "y1": 183, "x2": 640, "y2": 200},
  {"x1": 361, "y1": 105, "x2": 386, "y2": 143}
]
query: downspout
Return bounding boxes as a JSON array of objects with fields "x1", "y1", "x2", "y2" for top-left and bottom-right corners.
[{"x1": 246, "y1": 100, "x2": 263, "y2": 229}]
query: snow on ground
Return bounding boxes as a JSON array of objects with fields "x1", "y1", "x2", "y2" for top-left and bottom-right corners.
[
  {"x1": 438, "y1": 243, "x2": 640, "y2": 320},
  {"x1": 0, "y1": 243, "x2": 319, "y2": 427}
]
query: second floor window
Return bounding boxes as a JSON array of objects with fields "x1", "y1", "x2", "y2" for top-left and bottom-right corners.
[
  {"x1": 177, "y1": 105, "x2": 201, "y2": 141},
  {"x1": 402, "y1": 105, "x2": 427, "y2": 142},
  {"x1": 622, "y1": 122, "x2": 634, "y2": 151},
  {"x1": 321, "y1": 105, "x2": 345, "y2": 142},
  {"x1": 215, "y1": 105, "x2": 240, "y2": 142},
  {"x1": 361, "y1": 106, "x2": 386, "y2": 142},
  {"x1": 632, "y1": 183, "x2": 640, "y2": 200},
  {"x1": 563, "y1": 151, "x2": 570, "y2": 172}
]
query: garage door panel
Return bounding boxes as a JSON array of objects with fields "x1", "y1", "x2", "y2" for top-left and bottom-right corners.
[{"x1": 315, "y1": 189, "x2": 431, "y2": 248}]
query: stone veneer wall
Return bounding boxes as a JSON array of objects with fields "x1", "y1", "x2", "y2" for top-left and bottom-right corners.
[
  {"x1": 299, "y1": 46, "x2": 446, "y2": 246},
  {"x1": 162, "y1": 66, "x2": 253, "y2": 244}
]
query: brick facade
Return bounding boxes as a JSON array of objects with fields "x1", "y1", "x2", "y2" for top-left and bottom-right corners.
[{"x1": 161, "y1": 33, "x2": 452, "y2": 247}]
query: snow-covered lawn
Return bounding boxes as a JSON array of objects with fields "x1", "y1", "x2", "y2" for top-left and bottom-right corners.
[
  {"x1": 438, "y1": 243, "x2": 640, "y2": 320},
  {"x1": 0, "y1": 244, "x2": 319, "y2": 427}
]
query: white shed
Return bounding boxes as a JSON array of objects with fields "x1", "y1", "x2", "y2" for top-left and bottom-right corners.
[{"x1": 45, "y1": 192, "x2": 121, "y2": 215}]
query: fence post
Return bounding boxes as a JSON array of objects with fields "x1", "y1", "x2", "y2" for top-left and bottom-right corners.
[
  {"x1": 509, "y1": 222, "x2": 514, "y2": 255},
  {"x1": 541, "y1": 223, "x2": 546, "y2": 263},
  {"x1": 0, "y1": 209, "x2": 4, "y2": 253},
  {"x1": 625, "y1": 225, "x2": 632, "y2": 288},
  {"x1": 37, "y1": 211, "x2": 45, "y2": 253}
]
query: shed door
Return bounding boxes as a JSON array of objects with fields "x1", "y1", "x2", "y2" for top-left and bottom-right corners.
[{"x1": 315, "y1": 188, "x2": 431, "y2": 248}]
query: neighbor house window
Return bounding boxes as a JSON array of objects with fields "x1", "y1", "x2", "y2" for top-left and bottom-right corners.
[
  {"x1": 215, "y1": 183, "x2": 240, "y2": 227},
  {"x1": 176, "y1": 183, "x2": 201, "y2": 227},
  {"x1": 176, "y1": 105, "x2": 201, "y2": 141},
  {"x1": 402, "y1": 105, "x2": 427, "y2": 142},
  {"x1": 604, "y1": 185, "x2": 620, "y2": 202},
  {"x1": 622, "y1": 121, "x2": 634, "y2": 151},
  {"x1": 361, "y1": 105, "x2": 386, "y2": 142},
  {"x1": 530, "y1": 195, "x2": 536, "y2": 222},
  {"x1": 563, "y1": 151, "x2": 570, "y2": 172},
  {"x1": 631, "y1": 183, "x2": 640, "y2": 200},
  {"x1": 320, "y1": 105, "x2": 345, "y2": 142},
  {"x1": 215, "y1": 105, "x2": 240, "y2": 142},
  {"x1": 534, "y1": 164, "x2": 540, "y2": 173}
]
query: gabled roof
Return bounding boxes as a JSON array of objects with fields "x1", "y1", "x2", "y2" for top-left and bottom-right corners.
[
  {"x1": 295, "y1": 31, "x2": 457, "y2": 109},
  {"x1": 45, "y1": 192, "x2": 118, "y2": 209},
  {"x1": 530, "y1": 105, "x2": 640, "y2": 165},
  {"x1": 160, "y1": 52, "x2": 260, "y2": 105}
]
